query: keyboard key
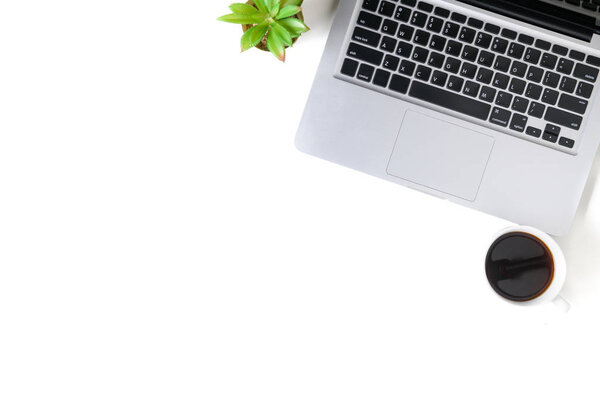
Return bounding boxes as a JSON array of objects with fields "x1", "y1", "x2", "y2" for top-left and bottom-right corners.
[
  {"x1": 382, "y1": 54, "x2": 400, "y2": 70},
  {"x1": 373, "y1": 69, "x2": 391, "y2": 86},
  {"x1": 394, "y1": 6, "x2": 412, "y2": 22},
  {"x1": 492, "y1": 73, "x2": 510, "y2": 89},
  {"x1": 410, "y1": 11, "x2": 428, "y2": 27},
  {"x1": 507, "y1": 43, "x2": 525, "y2": 59},
  {"x1": 468, "y1": 18, "x2": 484, "y2": 29},
  {"x1": 412, "y1": 46, "x2": 429, "y2": 63},
  {"x1": 484, "y1": 23, "x2": 500, "y2": 35},
  {"x1": 460, "y1": 62, "x2": 477, "y2": 79},
  {"x1": 489, "y1": 107, "x2": 511, "y2": 126},
  {"x1": 476, "y1": 67, "x2": 494, "y2": 84},
  {"x1": 493, "y1": 56, "x2": 511, "y2": 72},
  {"x1": 502, "y1": 29, "x2": 517, "y2": 40},
  {"x1": 509, "y1": 78, "x2": 526, "y2": 95},
  {"x1": 535, "y1": 39, "x2": 551, "y2": 51},
  {"x1": 399, "y1": 59, "x2": 416, "y2": 76},
  {"x1": 445, "y1": 40, "x2": 462, "y2": 57},
  {"x1": 511, "y1": 97, "x2": 529, "y2": 113},
  {"x1": 558, "y1": 94, "x2": 588, "y2": 114},
  {"x1": 389, "y1": 74, "x2": 411, "y2": 93},
  {"x1": 458, "y1": 27, "x2": 476, "y2": 44},
  {"x1": 477, "y1": 50, "x2": 495, "y2": 67},
  {"x1": 363, "y1": 0, "x2": 380, "y2": 12},
  {"x1": 341, "y1": 58, "x2": 359, "y2": 77},
  {"x1": 510, "y1": 61, "x2": 527, "y2": 77},
  {"x1": 510, "y1": 113, "x2": 528, "y2": 132},
  {"x1": 526, "y1": 66, "x2": 544, "y2": 83},
  {"x1": 475, "y1": 32, "x2": 492, "y2": 49},
  {"x1": 357, "y1": 64, "x2": 376, "y2": 81},
  {"x1": 544, "y1": 123, "x2": 561, "y2": 136},
  {"x1": 545, "y1": 107, "x2": 583, "y2": 130},
  {"x1": 479, "y1": 86, "x2": 497, "y2": 102},
  {"x1": 540, "y1": 53, "x2": 558, "y2": 69},
  {"x1": 576, "y1": 81, "x2": 594, "y2": 99},
  {"x1": 379, "y1": 1, "x2": 396, "y2": 17},
  {"x1": 461, "y1": 45, "x2": 478, "y2": 62},
  {"x1": 587, "y1": 55, "x2": 600, "y2": 67},
  {"x1": 542, "y1": 88, "x2": 559, "y2": 105},
  {"x1": 525, "y1": 83, "x2": 543, "y2": 100},
  {"x1": 552, "y1": 44, "x2": 568, "y2": 56},
  {"x1": 495, "y1": 91, "x2": 513, "y2": 107},
  {"x1": 518, "y1": 34, "x2": 534, "y2": 45},
  {"x1": 569, "y1": 50, "x2": 585, "y2": 61},
  {"x1": 429, "y1": 35, "x2": 446, "y2": 51},
  {"x1": 463, "y1": 81, "x2": 480, "y2": 97},
  {"x1": 417, "y1": 1, "x2": 434, "y2": 12},
  {"x1": 431, "y1": 70, "x2": 448, "y2": 86},
  {"x1": 413, "y1": 29, "x2": 431, "y2": 46},
  {"x1": 409, "y1": 81, "x2": 492, "y2": 120},
  {"x1": 556, "y1": 58, "x2": 574, "y2": 75},
  {"x1": 523, "y1": 48, "x2": 541, "y2": 64},
  {"x1": 491, "y1": 38, "x2": 509, "y2": 54},
  {"x1": 442, "y1": 21, "x2": 460, "y2": 38},
  {"x1": 382, "y1": 19, "x2": 399, "y2": 36},
  {"x1": 542, "y1": 132, "x2": 558, "y2": 143},
  {"x1": 574, "y1": 63, "x2": 599, "y2": 82},
  {"x1": 444, "y1": 57, "x2": 461, "y2": 73},
  {"x1": 401, "y1": 0, "x2": 417, "y2": 5},
  {"x1": 358, "y1": 11, "x2": 383, "y2": 30},
  {"x1": 353, "y1": 27, "x2": 381, "y2": 47},
  {"x1": 447, "y1": 76, "x2": 464, "y2": 92},
  {"x1": 559, "y1": 137, "x2": 575, "y2": 148},
  {"x1": 451, "y1": 12, "x2": 467, "y2": 24},
  {"x1": 559, "y1": 76, "x2": 577, "y2": 93},
  {"x1": 434, "y1": 7, "x2": 450, "y2": 18},
  {"x1": 528, "y1": 102, "x2": 545, "y2": 118},
  {"x1": 397, "y1": 24, "x2": 415, "y2": 41},
  {"x1": 543, "y1": 71, "x2": 560, "y2": 88},
  {"x1": 396, "y1": 41, "x2": 414, "y2": 58},
  {"x1": 415, "y1": 65, "x2": 432, "y2": 80},
  {"x1": 526, "y1": 126, "x2": 542, "y2": 137},
  {"x1": 380, "y1": 36, "x2": 398, "y2": 52},
  {"x1": 427, "y1": 51, "x2": 445, "y2": 68},
  {"x1": 426, "y1": 16, "x2": 444, "y2": 33},
  {"x1": 348, "y1": 42, "x2": 385, "y2": 65}
]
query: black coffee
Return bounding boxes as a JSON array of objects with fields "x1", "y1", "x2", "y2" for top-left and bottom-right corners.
[{"x1": 485, "y1": 232, "x2": 554, "y2": 302}]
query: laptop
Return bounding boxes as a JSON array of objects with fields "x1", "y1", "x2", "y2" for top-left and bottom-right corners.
[{"x1": 295, "y1": 0, "x2": 600, "y2": 235}]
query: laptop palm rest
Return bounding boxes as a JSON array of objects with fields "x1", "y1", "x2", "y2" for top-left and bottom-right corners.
[{"x1": 386, "y1": 111, "x2": 494, "y2": 202}]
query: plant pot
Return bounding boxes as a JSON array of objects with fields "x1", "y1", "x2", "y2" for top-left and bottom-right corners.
[{"x1": 242, "y1": 0, "x2": 304, "y2": 52}]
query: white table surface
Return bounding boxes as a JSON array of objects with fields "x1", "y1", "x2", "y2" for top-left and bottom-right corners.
[{"x1": 1, "y1": 0, "x2": 600, "y2": 399}]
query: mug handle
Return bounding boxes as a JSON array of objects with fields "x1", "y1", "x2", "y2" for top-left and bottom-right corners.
[{"x1": 552, "y1": 295, "x2": 571, "y2": 312}]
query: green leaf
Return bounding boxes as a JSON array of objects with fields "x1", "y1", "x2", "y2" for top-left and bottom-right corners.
[
  {"x1": 267, "y1": 28, "x2": 286, "y2": 61},
  {"x1": 253, "y1": 0, "x2": 270, "y2": 14},
  {"x1": 229, "y1": 3, "x2": 260, "y2": 15},
  {"x1": 217, "y1": 13, "x2": 264, "y2": 24},
  {"x1": 267, "y1": 0, "x2": 280, "y2": 16},
  {"x1": 277, "y1": 17, "x2": 309, "y2": 38},
  {"x1": 240, "y1": 22, "x2": 269, "y2": 52},
  {"x1": 270, "y1": 21, "x2": 292, "y2": 47},
  {"x1": 280, "y1": 0, "x2": 302, "y2": 7},
  {"x1": 276, "y1": 5, "x2": 300, "y2": 20}
]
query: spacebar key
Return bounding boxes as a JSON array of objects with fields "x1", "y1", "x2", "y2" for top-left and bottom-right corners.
[{"x1": 408, "y1": 81, "x2": 491, "y2": 121}]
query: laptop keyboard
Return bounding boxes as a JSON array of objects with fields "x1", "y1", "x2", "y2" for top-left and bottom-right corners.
[{"x1": 336, "y1": 0, "x2": 600, "y2": 153}]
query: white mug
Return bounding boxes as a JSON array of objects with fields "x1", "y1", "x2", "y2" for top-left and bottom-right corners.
[{"x1": 485, "y1": 226, "x2": 569, "y2": 311}]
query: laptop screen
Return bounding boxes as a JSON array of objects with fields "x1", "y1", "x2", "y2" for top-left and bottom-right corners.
[{"x1": 456, "y1": 0, "x2": 599, "y2": 41}]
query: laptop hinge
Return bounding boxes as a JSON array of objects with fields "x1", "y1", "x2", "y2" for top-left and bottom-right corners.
[{"x1": 455, "y1": 0, "x2": 596, "y2": 42}]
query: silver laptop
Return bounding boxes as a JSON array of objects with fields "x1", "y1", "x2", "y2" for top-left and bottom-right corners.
[{"x1": 295, "y1": 0, "x2": 600, "y2": 235}]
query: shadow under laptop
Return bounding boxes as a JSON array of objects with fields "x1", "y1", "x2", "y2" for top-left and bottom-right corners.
[{"x1": 555, "y1": 154, "x2": 600, "y2": 302}]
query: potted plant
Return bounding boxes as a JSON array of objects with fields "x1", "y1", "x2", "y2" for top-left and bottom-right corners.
[{"x1": 218, "y1": 0, "x2": 310, "y2": 62}]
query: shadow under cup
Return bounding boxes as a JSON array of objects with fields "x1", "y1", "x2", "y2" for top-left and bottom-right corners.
[{"x1": 485, "y1": 232, "x2": 555, "y2": 302}]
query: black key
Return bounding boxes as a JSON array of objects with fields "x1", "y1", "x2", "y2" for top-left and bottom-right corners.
[
  {"x1": 353, "y1": 27, "x2": 381, "y2": 47},
  {"x1": 373, "y1": 69, "x2": 391, "y2": 86},
  {"x1": 468, "y1": 18, "x2": 484, "y2": 29},
  {"x1": 523, "y1": 48, "x2": 541, "y2": 64},
  {"x1": 358, "y1": 11, "x2": 383, "y2": 30},
  {"x1": 389, "y1": 74, "x2": 411, "y2": 93},
  {"x1": 535, "y1": 39, "x2": 551, "y2": 51},
  {"x1": 397, "y1": 24, "x2": 415, "y2": 41},
  {"x1": 545, "y1": 107, "x2": 583, "y2": 130},
  {"x1": 427, "y1": 51, "x2": 445, "y2": 68},
  {"x1": 526, "y1": 66, "x2": 544, "y2": 83},
  {"x1": 460, "y1": 62, "x2": 477, "y2": 79},
  {"x1": 541, "y1": 88, "x2": 559, "y2": 105},
  {"x1": 540, "y1": 53, "x2": 558, "y2": 70},
  {"x1": 357, "y1": 64, "x2": 376, "y2": 81},
  {"x1": 426, "y1": 16, "x2": 444, "y2": 33},
  {"x1": 558, "y1": 94, "x2": 588, "y2": 114},
  {"x1": 489, "y1": 107, "x2": 511, "y2": 126},
  {"x1": 574, "y1": 63, "x2": 599, "y2": 82},
  {"x1": 382, "y1": 19, "x2": 399, "y2": 36},
  {"x1": 526, "y1": 126, "x2": 542, "y2": 138},
  {"x1": 576, "y1": 81, "x2": 594, "y2": 99},
  {"x1": 507, "y1": 43, "x2": 525, "y2": 59},
  {"x1": 431, "y1": 70, "x2": 448, "y2": 87},
  {"x1": 429, "y1": 35, "x2": 446, "y2": 51},
  {"x1": 442, "y1": 21, "x2": 460, "y2": 38},
  {"x1": 511, "y1": 96, "x2": 529, "y2": 113},
  {"x1": 542, "y1": 132, "x2": 558, "y2": 143},
  {"x1": 413, "y1": 29, "x2": 431, "y2": 46},
  {"x1": 447, "y1": 75, "x2": 464, "y2": 92},
  {"x1": 491, "y1": 38, "x2": 509, "y2": 54},
  {"x1": 477, "y1": 50, "x2": 495, "y2": 67},
  {"x1": 380, "y1": 36, "x2": 398, "y2": 52},
  {"x1": 341, "y1": 58, "x2": 359, "y2": 77},
  {"x1": 569, "y1": 50, "x2": 585, "y2": 62},
  {"x1": 510, "y1": 113, "x2": 528, "y2": 132},
  {"x1": 528, "y1": 102, "x2": 545, "y2": 118},
  {"x1": 408, "y1": 81, "x2": 492, "y2": 120},
  {"x1": 475, "y1": 32, "x2": 493, "y2": 49},
  {"x1": 587, "y1": 55, "x2": 600, "y2": 67},
  {"x1": 363, "y1": 0, "x2": 380, "y2": 12},
  {"x1": 434, "y1": 7, "x2": 450, "y2": 18},
  {"x1": 495, "y1": 91, "x2": 513, "y2": 107},
  {"x1": 559, "y1": 137, "x2": 575, "y2": 148},
  {"x1": 510, "y1": 61, "x2": 527, "y2": 77},
  {"x1": 379, "y1": 1, "x2": 396, "y2": 17},
  {"x1": 502, "y1": 29, "x2": 517, "y2": 40},
  {"x1": 479, "y1": 86, "x2": 497, "y2": 102},
  {"x1": 493, "y1": 56, "x2": 511, "y2": 72},
  {"x1": 509, "y1": 78, "x2": 526, "y2": 95},
  {"x1": 458, "y1": 27, "x2": 476, "y2": 44},
  {"x1": 399, "y1": 59, "x2": 416, "y2": 76},
  {"x1": 445, "y1": 40, "x2": 462, "y2": 57},
  {"x1": 492, "y1": 73, "x2": 510, "y2": 89},
  {"x1": 559, "y1": 76, "x2": 577, "y2": 93},
  {"x1": 557, "y1": 58, "x2": 575, "y2": 75},
  {"x1": 484, "y1": 23, "x2": 501, "y2": 35},
  {"x1": 518, "y1": 34, "x2": 534, "y2": 45},
  {"x1": 348, "y1": 43, "x2": 384, "y2": 65},
  {"x1": 394, "y1": 6, "x2": 412, "y2": 22},
  {"x1": 383, "y1": 54, "x2": 400, "y2": 70},
  {"x1": 415, "y1": 65, "x2": 432, "y2": 81},
  {"x1": 417, "y1": 1, "x2": 434, "y2": 12},
  {"x1": 396, "y1": 41, "x2": 414, "y2": 58},
  {"x1": 525, "y1": 83, "x2": 543, "y2": 100},
  {"x1": 476, "y1": 67, "x2": 494, "y2": 84},
  {"x1": 461, "y1": 45, "x2": 478, "y2": 62},
  {"x1": 401, "y1": 0, "x2": 417, "y2": 5},
  {"x1": 444, "y1": 57, "x2": 461, "y2": 73},
  {"x1": 544, "y1": 123, "x2": 561, "y2": 136},
  {"x1": 463, "y1": 81, "x2": 480, "y2": 97},
  {"x1": 451, "y1": 12, "x2": 467, "y2": 24},
  {"x1": 412, "y1": 46, "x2": 429, "y2": 63},
  {"x1": 543, "y1": 71, "x2": 560, "y2": 88},
  {"x1": 552, "y1": 44, "x2": 568, "y2": 56},
  {"x1": 410, "y1": 11, "x2": 428, "y2": 27}
]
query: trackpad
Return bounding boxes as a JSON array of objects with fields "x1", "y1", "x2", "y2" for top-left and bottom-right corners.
[{"x1": 387, "y1": 111, "x2": 494, "y2": 201}]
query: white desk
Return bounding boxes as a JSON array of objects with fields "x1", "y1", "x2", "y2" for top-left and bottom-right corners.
[{"x1": 1, "y1": 0, "x2": 599, "y2": 398}]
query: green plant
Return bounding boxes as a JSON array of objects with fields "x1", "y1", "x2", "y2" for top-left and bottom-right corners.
[{"x1": 217, "y1": 0, "x2": 310, "y2": 62}]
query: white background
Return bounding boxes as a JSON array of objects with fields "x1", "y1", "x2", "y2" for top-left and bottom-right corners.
[{"x1": 1, "y1": 0, "x2": 600, "y2": 399}]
